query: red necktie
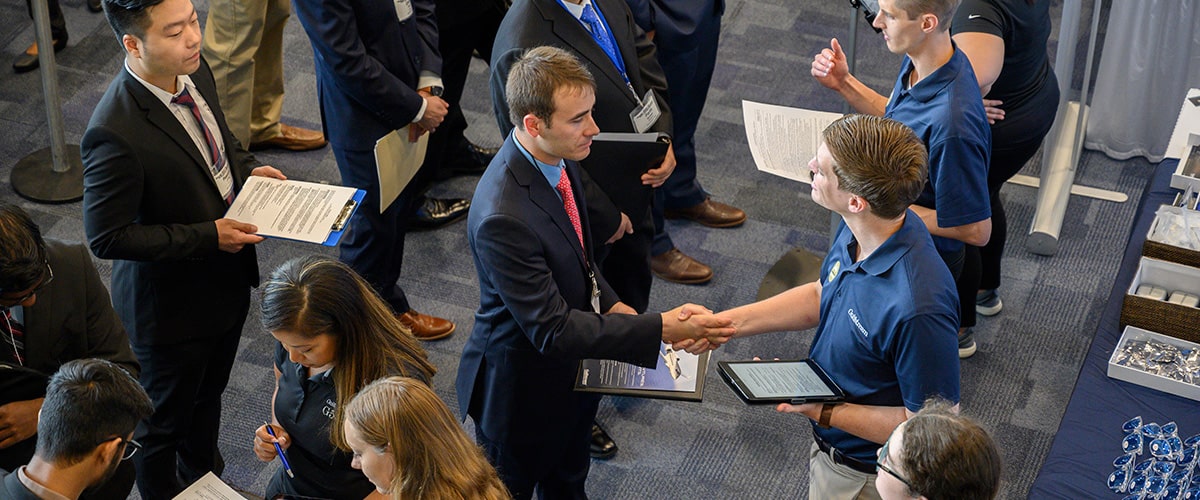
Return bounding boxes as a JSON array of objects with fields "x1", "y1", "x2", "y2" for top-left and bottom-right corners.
[
  {"x1": 3, "y1": 309, "x2": 25, "y2": 365},
  {"x1": 555, "y1": 171, "x2": 585, "y2": 252},
  {"x1": 171, "y1": 88, "x2": 233, "y2": 204}
]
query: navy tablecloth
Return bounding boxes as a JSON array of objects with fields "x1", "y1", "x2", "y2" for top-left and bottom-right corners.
[{"x1": 1029, "y1": 159, "x2": 1197, "y2": 498}]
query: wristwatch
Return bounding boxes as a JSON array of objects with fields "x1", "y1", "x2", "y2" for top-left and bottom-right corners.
[
  {"x1": 819, "y1": 403, "x2": 835, "y2": 429},
  {"x1": 419, "y1": 85, "x2": 444, "y2": 97}
]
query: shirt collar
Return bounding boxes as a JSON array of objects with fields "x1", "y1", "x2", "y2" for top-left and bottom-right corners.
[
  {"x1": 855, "y1": 210, "x2": 922, "y2": 276},
  {"x1": 511, "y1": 131, "x2": 567, "y2": 189},
  {"x1": 896, "y1": 45, "x2": 964, "y2": 104},
  {"x1": 17, "y1": 466, "x2": 72, "y2": 500},
  {"x1": 558, "y1": 0, "x2": 590, "y2": 19},
  {"x1": 124, "y1": 60, "x2": 196, "y2": 108}
]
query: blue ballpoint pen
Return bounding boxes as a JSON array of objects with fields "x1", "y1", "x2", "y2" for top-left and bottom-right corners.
[{"x1": 264, "y1": 422, "x2": 295, "y2": 478}]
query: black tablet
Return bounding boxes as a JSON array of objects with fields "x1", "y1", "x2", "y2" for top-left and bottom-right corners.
[{"x1": 718, "y1": 359, "x2": 845, "y2": 405}]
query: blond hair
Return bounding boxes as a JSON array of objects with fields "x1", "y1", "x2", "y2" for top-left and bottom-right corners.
[{"x1": 346, "y1": 377, "x2": 510, "y2": 500}]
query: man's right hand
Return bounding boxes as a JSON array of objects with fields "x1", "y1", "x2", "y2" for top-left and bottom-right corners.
[
  {"x1": 216, "y1": 218, "x2": 264, "y2": 253},
  {"x1": 417, "y1": 92, "x2": 449, "y2": 135},
  {"x1": 811, "y1": 38, "x2": 850, "y2": 90},
  {"x1": 252, "y1": 423, "x2": 290, "y2": 462},
  {"x1": 606, "y1": 212, "x2": 634, "y2": 244},
  {"x1": 660, "y1": 304, "x2": 735, "y2": 347}
]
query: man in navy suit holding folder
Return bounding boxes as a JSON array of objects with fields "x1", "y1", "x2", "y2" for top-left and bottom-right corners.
[{"x1": 458, "y1": 46, "x2": 735, "y2": 499}]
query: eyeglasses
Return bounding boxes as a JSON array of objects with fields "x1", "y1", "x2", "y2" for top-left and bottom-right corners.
[
  {"x1": 877, "y1": 437, "x2": 916, "y2": 492},
  {"x1": 1, "y1": 261, "x2": 53, "y2": 305},
  {"x1": 99, "y1": 436, "x2": 141, "y2": 461}
]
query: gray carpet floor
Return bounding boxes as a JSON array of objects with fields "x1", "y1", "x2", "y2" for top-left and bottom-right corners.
[{"x1": 0, "y1": 0, "x2": 1151, "y2": 498}]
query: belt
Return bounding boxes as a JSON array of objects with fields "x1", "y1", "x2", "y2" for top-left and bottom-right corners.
[{"x1": 813, "y1": 432, "x2": 876, "y2": 475}]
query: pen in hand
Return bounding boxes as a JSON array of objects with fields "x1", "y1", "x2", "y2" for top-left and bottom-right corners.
[{"x1": 264, "y1": 422, "x2": 295, "y2": 479}]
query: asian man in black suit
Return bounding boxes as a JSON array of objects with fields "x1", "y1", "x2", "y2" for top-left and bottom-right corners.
[
  {"x1": 82, "y1": 0, "x2": 284, "y2": 496},
  {"x1": 458, "y1": 46, "x2": 734, "y2": 499}
]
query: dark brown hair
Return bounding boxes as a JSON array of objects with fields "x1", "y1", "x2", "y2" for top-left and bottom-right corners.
[{"x1": 505, "y1": 46, "x2": 596, "y2": 128}]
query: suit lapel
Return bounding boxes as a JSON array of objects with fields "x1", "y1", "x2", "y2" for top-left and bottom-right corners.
[
  {"x1": 539, "y1": 0, "x2": 638, "y2": 105},
  {"x1": 118, "y1": 70, "x2": 225, "y2": 199},
  {"x1": 504, "y1": 138, "x2": 590, "y2": 269}
]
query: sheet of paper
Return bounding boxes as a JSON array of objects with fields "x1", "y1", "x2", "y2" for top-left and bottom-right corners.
[
  {"x1": 375, "y1": 125, "x2": 429, "y2": 213},
  {"x1": 172, "y1": 472, "x2": 244, "y2": 500},
  {"x1": 742, "y1": 100, "x2": 843, "y2": 185},
  {"x1": 1166, "y1": 88, "x2": 1200, "y2": 160},
  {"x1": 226, "y1": 177, "x2": 358, "y2": 244}
]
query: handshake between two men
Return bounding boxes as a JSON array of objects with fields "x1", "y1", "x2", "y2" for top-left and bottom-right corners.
[{"x1": 610, "y1": 303, "x2": 736, "y2": 355}]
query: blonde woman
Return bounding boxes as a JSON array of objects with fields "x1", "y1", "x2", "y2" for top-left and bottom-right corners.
[{"x1": 344, "y1": 376, "x2": 509, "y2": 500}]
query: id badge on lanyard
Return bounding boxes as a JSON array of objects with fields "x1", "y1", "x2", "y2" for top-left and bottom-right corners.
[
  {"x1": 394, "y1": 0, "x2": 413, "y2": 21},
  {"x1": 589, "y1": 269, "x2": 601, "y2": 313},
  {"x1": 629, "y1": 89, "x2": 661, "y2": 133}
]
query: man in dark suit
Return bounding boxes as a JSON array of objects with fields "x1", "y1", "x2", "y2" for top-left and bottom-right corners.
[
  {"x1": 492, "y1": 0, "x2": 720, "y2": 313},
  {"x1": 82, "y1": 0, "x2": 285, "y2": 496},
  {"x1": 0, "y1": 359, "x2": 153, "y2": 500},
  {"x1": 458, "y1": 46, "x2": 733, "y2": 499},
  {"x1": 291, "y1": 0, "x2": 458, "y2": 340},
  {"x1": 0, "y1": 203, "x2": 140, "y2": 499},
  {"x1": 624, "y1": 0, "x2": 747, "y2": 280}
]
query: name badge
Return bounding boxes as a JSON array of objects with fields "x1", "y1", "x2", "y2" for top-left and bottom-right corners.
[
  {"x1": 589, "y1": 270, "x2": 601, "y2": 313},
  {"x1": 629, "y1": 89, "x2": 661, "y2": 133},
  {"x1": 394, "y1": 0, "x2": 413, "y2": 21}
]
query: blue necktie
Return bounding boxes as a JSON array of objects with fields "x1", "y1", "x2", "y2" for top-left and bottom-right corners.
[{"x1": 578, "y1": 3, "x2": 626, "y2": 79}]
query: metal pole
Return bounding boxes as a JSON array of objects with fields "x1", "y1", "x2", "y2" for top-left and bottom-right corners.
[{"x1": 11, "y1": 0, "x2": 84, "y2": 203}]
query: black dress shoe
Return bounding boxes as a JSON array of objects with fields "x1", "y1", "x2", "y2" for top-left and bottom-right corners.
[
  {"x1": 590, "y1": 422, "x2": 618, "y2": 460},
  {"x1": 437, "y1": 140, "x2": 499, "y2": 180},
  {"x1": 88, "y1": 0, "x2": 103, "y2": 12},
  {"x1": 410, "y1": 197, "x2": 470, "y2": 231},
  {"x1": 12, "y1": 38, "x2": 67, "y2": 74}
]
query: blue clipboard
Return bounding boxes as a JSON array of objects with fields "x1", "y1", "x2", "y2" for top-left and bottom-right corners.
[{"x1": 320, "y1": 188, "x2": 366, "y2": 247}]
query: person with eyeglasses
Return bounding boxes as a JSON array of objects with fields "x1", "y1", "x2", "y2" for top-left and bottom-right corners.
[
  {"x1": 0, "y1": 358, "x2": 153, "y2": 500},
  {"x1": 874, "y1": 398, "x2": 1001, "y2": 500},
  {"x1": 0, "y1": 204, "x2": 141, "y2": 499}
]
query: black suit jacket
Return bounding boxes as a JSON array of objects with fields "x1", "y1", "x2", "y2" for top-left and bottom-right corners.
[
  {"x1": 0, "y1": 469, "x2": 39, "y2": 500},
  {"x1": 456, "y1": 134, "x2": 661, "y2": 445},
  {"x1": 491, "y1": 0, "x2": 673, "y2": 240},
  {"x1": 81, "y1": 58, "x2": 260, "y2": 346},
  {"x1": 23, "y1": 240, "x2": 138, "y2": 377}
]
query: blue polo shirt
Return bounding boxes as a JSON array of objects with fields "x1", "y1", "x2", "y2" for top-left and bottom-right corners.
[
  {"x1": 810, "y1": 211, "x2": 961, "y2": 464},
  {"x1": 885, "y1": 47, "x2": 991, "y2": 255}
]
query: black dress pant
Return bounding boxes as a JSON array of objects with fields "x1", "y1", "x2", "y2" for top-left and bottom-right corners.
[{"x1": 131, "y1": 298, "x2": 248, "y2": 500}]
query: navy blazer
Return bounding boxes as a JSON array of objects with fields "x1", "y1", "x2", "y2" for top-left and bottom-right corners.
[
  {"x1": 491, "y1": 0, "x2": 673, "y2": 240},
  {"x1": 0, "y1": 469, "x2": 39, "y2": 500},
  {"x1": 293, "y1": 0, "x2": 441, "y2": 151},
  {"x1": 456, "y1": 134, "x2": 661, "y2": 444},
  {"x1": 623, "y1": 0, "x2": 724, "y2": 50},
  {"x1": 82, "y1": 58, "x2": 260, "y2": 346}
]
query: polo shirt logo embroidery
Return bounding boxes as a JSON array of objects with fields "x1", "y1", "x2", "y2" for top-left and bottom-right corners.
[
  {"x1": 827, "y1": 260, "x2": 840, "y2": 284},
  {"x1": 847, "y1": 308, "x2": 870, "y2": 338},
  {"x1": 322, "y1": 398, "x2": 336, "y2": 419}
]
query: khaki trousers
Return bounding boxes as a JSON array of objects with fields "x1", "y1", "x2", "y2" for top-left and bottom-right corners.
[
  {"x1": 201, "y1": 0, "x2": 289, "y2": 146},
  {"x1": 808, "y1": 442, "x2": 883, "y2": 500}
]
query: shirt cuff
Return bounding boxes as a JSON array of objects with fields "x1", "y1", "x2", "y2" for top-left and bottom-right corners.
[
  {"x1": 411, "y1": 97, "x2": 428, "y2": 124},
  {"x1": 417, "y1": 72, "x2": 443, "y2": 91}
]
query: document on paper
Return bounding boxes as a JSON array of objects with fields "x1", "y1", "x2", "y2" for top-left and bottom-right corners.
[
  {"x1": 742, "y1": 100, "x2": 843, "y2": 185},
  {"x1": 226, "y1": 177, "x2": 364, "y2": 246},
  {"x1": 375, "y1": 125, "x2": 430, "y2": 213},
  {"x1": 172, "y1": 472, "x2": 246, "y2": 500}
]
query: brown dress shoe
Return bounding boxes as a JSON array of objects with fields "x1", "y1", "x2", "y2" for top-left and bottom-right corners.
[
  {"x1": 664, "y1": 198, "x2": 747, "y2": 228},
  {"x1": 397, "y1": 310, "x2": 455, "y2": 341},
  {"x1": 650, "y1": 248, "x2": 713, "y2": 284},
  {"x1": 249, "y1": 123, "x2": 327, "y2": 152}
]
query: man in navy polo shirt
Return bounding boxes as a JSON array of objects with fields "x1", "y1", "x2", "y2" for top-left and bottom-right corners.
[
  {"x1": 810, "y1": 0, "x2": 991, "y2": 358},
  {"x1": 688, "y1": 114, "x2": 960, "y2": 499}
]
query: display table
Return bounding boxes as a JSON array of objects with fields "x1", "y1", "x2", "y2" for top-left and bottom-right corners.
[{"x1": 1029, "y1": 159, "x2": 1197, "y2": 498}]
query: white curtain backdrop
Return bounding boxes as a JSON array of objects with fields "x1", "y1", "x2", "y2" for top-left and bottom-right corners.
[{"x1": 1084, "y1": 0, "x2": 1200, "y2": 162}]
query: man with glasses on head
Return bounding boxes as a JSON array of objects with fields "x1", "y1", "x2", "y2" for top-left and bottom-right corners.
[
  {"x1": 0, "y1": 204, "x2": 140, "y2": 499},
  {"x1": 0, "y1": 358, "x2": 153, "y2": 500},
  {"x1": 686, "y1": 115, "x2": 961, "y2": 499}
]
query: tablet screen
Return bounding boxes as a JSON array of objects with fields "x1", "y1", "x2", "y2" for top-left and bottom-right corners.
[{"x1": 718, "y1": 359, "x2": 845, "y2": 404}]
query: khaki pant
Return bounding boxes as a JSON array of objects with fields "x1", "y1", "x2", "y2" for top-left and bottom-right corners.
[
  {"x1": 201, "y1": 0, "x2": 289, "y2": 146},
  {"x1": 808, "y1": 442, "x2": 883, "y2": 500}
]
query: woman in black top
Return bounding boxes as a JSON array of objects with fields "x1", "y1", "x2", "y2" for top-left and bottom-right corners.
[
  {"x1": 251, "y1": 255, "x2": 437, "y2": 499},
  {"x1": 952, "y1": 0, "x2": 1060, "y2": 319}
]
